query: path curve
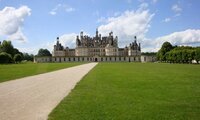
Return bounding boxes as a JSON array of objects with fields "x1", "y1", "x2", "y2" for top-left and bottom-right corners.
[{"x1": 0, "y1": 63, "x2": 98, "y2": 120}]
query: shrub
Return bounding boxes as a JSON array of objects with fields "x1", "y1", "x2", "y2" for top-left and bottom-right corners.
[
  {"x1": 0, "y1": 52, "x2": 13, "y2": 63},
  {"x1": 14, "y1": 54, "x2": 23, "y2": 63}
]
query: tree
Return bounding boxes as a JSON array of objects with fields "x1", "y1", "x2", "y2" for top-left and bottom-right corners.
[
  {"x1": 0, "y1": 40, "x2": 25, "y2": 63},
  {"x1": 142, "y1": 52, "x2": 157, "y2": 56},
  {"x1": 157, "y1": 41, "x2": 173, "y2": 61},
  {"x1": 0, "y1": 52, "x2": 13, "y2": 63},
  {"x1": 195, "y1": 47, "x2": 200, "y2": 64},
  {"x1": 14, "y1": 54, "x2": 23, "y2": 63},
  {"x1": 188, "y1": 50, "x2": 195, "y2": 63},
  {"x1": 13, "y1": 48, "x2": 23, "y2": 56},
  {"x1": 37, "y1": 49, "x2": 52, "y2": 57},
  {"x1": 23, "y1": 53, "x2": 34, "y2": 61},
  {"x1": 164, "y1": 46, "x2": 197, "y2": 64},
  {"x1": 0, "y1": 40, "x2": 15, "y2": 56}
]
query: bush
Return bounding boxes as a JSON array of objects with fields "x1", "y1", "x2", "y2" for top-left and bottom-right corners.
[
  {"x1": 0, "y1": 52, "x2": 13, "y2": 63},
  {"x1": 14, "y1": 54, "x2": 23, "y2": 63}
]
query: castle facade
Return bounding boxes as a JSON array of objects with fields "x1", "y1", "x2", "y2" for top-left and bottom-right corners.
[{"x1": 34, "y1": 29, "x2": 142, "y2": 62}]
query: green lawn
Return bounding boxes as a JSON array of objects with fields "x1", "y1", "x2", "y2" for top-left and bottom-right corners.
[
  {"x1": 49, "y1": 63, "x2": 200, "y2": 120},
  {"x1": 0, "y1": 62, "x2": 83, "y2": 83}
]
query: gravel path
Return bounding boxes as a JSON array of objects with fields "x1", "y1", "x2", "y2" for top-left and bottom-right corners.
[{"x1": 0, "y1": 63, "x2": 97, "y2": 120}]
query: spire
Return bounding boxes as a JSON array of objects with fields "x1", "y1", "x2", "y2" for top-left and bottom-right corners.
[
  {"x1": 80, "y1": 31, "x2": 83, "y2": 36},
  {"x1": 96, "y1": 28, "x2": 98, "y2": 37},
  {"x1": 56, "y1": 37, "x2": 59, "y2": 45}
]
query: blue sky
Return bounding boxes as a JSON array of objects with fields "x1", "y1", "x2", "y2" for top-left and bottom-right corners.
[{"x1": 0, "y1": 0, "x2": 200, "y2": 54}]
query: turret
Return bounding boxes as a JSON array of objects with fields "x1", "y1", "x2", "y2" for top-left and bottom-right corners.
[
  {"x1": 76, "y1": 35, "x2": 79, "y2": 40},
  {"x1": 109, "y1": 31, "x2": 113, "y2": 37},
  {"x1": 76, "y1": 35, "x2": 80, "y2": 47},
  {"x1": 139, "y1": 43, "x2": 141, "y2": 51}
]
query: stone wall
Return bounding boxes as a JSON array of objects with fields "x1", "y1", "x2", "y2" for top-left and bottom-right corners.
[
  {"x1": 52, "y1": 50, "x2": 66, "y2": 57},
  {"x1": 34, "y1": 56, "x2": 141, "y2": 63},
  {"x1": 141, "y1": 55, "x2": 156, "y2": 62}
]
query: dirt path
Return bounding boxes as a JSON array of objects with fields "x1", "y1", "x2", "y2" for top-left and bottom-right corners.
[{"x1": 0, "y1": 63, "x2": 97, "y2": 120}]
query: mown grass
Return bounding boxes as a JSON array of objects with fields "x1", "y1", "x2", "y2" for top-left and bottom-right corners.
[
  {"x1": 0, "y1": 62, "x2": 83, "y2": 83},
  {"x1": 49, "y1": 63, "x2": 200, "y2": 120}
]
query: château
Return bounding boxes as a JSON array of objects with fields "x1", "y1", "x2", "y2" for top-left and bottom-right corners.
[{"x1": 34, "y1": 29, "x2": 155, "y2": 62}]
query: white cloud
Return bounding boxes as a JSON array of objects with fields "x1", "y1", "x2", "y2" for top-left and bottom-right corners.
[
  {"x1": 142, "y1": 29, "x2": 200, "y2": 52},
  {"x1": 17, "y1": 47, "x2": 38, "y2": 54},
  {"x1": 163, "y1": 17, "x2": 171, "y2": 22},
  {"x1": 8, "y1": 28, "x2": 27, "y2": 42},
  {"x1": 49, "y1": 4, "x2": 75, "y2": 15},
  {"x1": 98, "y1": 3, "x2": 154, "y2": 47},
  {"x1": 58, "y1": 33, "x2": 77, "y2": 48},
  {"x1": 0, "y1": 5, "x2": 31, "y2": 42},
  {"x1": 156, "y1": 29, "x2": 200, "y2": 46},
  {"x1": 49, "y1": 11, "x2": 56, "y2": 15},
  {"x1": 172, "y1": 4, "x2": 182, "y2": 13}
]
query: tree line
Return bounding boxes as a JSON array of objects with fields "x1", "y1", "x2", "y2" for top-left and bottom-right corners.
[
  {"x1": 157, "y1": 41, "x2": 200, "y2": 63},
  {"x1": 0, "y1": 40, "x2": 52, "y2": 64},
  {"x1": 0, "y1": 40, "x2": 34, "y2": 63}
]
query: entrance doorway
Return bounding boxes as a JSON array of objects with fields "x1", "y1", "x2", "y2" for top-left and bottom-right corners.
[{"x1": 94, "y1": 58, "x2": 98, "y2": 62}]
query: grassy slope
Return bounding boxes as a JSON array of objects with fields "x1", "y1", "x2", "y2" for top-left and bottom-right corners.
[
  {"x1": 49, "y1": 63, "x2": 200, "y2": 120},
  {"x1": 0, "y1": 62, "x2": 83, "y2": 83}
]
